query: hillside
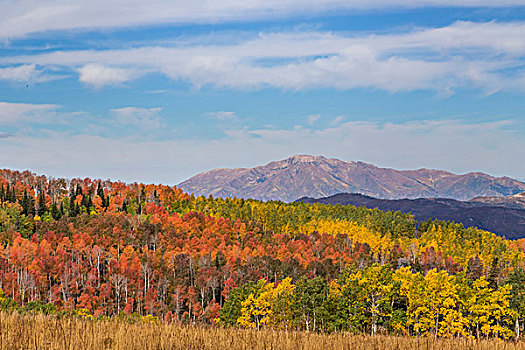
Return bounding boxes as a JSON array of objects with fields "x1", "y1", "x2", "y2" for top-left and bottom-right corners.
[
  {"x1": 178, "y1": 155, "x2": 525, "y2": 202},
  {"x1": 2, "y1": 168, "x2": 525, "y2": 339},
  {"x1": 297, "y1": 193, "x2": 525, "y2": 239},
  {"x1": 469, "y1": 192, "x2": 525, "y2": 210}
]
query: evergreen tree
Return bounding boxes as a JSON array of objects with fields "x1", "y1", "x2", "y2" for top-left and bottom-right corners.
[
  {"x1": 7, "y1": 184, "x2": 16, "y2": 202},
  {"x1": 37, "y1": 190, "x2": 47, "y2": 216},
  {"x1": 487, "y1": 257, "x2": 500, "y2": 290},
  {"x1": 97, "y1": 182, "x2": 105, "y2": 204},
  {"x1": 50, "y1": 202, "x2": 61, "y2": 220},
  {"x1": 69, "y1": 186, "x2": 77, "y2": 216},
  {"x1": 20, "y1": 189, "x2": 29, "y2": 216},
  {"x1": 28, "y1": 190, "x2": 35, "y2": 216},
  {"x1": 76, "y1": 184, "x2": 83, "y2": 197}
]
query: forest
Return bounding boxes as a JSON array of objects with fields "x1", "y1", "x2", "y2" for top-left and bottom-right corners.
[{"x1": 1, "y1": 168, "x2": 525, "y2": 341}]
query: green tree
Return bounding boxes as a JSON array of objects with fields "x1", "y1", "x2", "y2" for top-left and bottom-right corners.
[
  {"x1": 293, "y1": 276, "x2": 328, "y2": 331},
  {"x1": 506, "y1": 269, "x2": 525, "y2": 340}
]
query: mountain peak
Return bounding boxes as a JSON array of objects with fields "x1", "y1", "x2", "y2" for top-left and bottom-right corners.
[
  {"x1": 178, "y1": 156, "x2": 525, "y2": 202},
  {"x1": 287, "y1": 154, "x2": 321, "y2": 162}
]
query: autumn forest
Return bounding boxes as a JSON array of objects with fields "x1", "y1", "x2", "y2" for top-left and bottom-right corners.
[{"x1": 1, "y1": 168, "x2": 525, "y2": 345}]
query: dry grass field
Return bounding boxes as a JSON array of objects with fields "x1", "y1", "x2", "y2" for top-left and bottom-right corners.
[{"x1": 0, "y1": 312, "x2": 524, "y2": 350}]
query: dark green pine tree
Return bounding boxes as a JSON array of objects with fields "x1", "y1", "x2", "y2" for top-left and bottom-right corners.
[
  {"x1": 27, "y1": 190, "x2": 35, "y2": 216},
  {"x1": 76, "y1": 185, "x2": 83, "y2": 197},
  {"x1": 37, "y1": 190, "x2": 47, "y2": 217},
  {"x1": 97, "y1": 182, "x2": 105, "y2": 201},
  {"x1": 7, "y1": 184, "x2": 16, "y2": 203},
  {"x1": 69, "y1": 186, "x2": 77, "y2": 217},
  {"x1": 20, "y1": 189, "x2": 30, "y2": 216},
  {"x1": 50, "y1": 202, "x2": 61, "y2": 220},
  {"x1": 0, "y1": 184, "x2": 5, "y2": 202},
  {"x1": 488, "y1": 257, "x2": 500, "y2": 290},
  {"x1": 122, "y1": 200, "x2": 128, "y2": 213},
  {"x1": 87, "y1": 195, "x2": 93, "y2": 210}
]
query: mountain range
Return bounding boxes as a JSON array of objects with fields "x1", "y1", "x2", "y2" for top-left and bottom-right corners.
[
  {"x1": 297, "y1": 193, "x2": 525, "y2": 239},
  {"x1": 179, "y1": 155, "x2": 525, "y2": 202}
]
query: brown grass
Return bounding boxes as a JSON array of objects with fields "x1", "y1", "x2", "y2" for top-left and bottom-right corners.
[{"x1": 0, "y1": 312, "x2": 524, "y2": 350}]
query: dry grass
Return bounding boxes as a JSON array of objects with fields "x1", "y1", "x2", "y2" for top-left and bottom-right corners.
[{"x1": 0, "y1": 312, "x2": 524, "y2": 350}]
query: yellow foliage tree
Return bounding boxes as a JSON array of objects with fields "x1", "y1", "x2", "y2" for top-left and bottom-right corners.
[
  {"x1": 394, "y1": 268, "x2": 467, "y2": 337},
  {"x1": 237, "y1": 278, "x2": 296, "y2": 330},
  {"x1": 467, "y1": 277, "x2": 516, "y2": 339}
]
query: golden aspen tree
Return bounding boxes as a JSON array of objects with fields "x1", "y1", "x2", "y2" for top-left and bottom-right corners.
[
  {"x1": 468, "y1": 277, "x2": 516, "y2": 339},
  {"x1": 358, "y1": 264, "x2": 394, "y2": 335},
  {"x1": 237, "y1": 280, "x2": 272, "y2": 329}
]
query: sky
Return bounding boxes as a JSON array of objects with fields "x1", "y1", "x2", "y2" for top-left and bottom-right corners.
[{"x1": 1, "y1": 1, "x2": 524, "y2": 184}]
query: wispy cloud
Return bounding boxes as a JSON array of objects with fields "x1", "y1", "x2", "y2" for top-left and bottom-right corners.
[
  {"x1": 0, "y1": 64, "x2": 59, "y2": 84},
  {"x1": 111, "y1": 106, "x2": 163, "y2": 129},
  {"x1": 307, "y1": 114, "x2": 320, "y2": 126},
  {"x1": 0, "y1": 101, "x2": 58, "y2": 124},
  {"x1": 1, "y1": 1, "x2": 524, "y2": 39},
  {"x1": 0, "y1": 64, "x2": 37, "y2": 82},
  {"x1": 3, "y1": 21, "x2": 525, "y2": 93},
  {"x1": 207, "y1": 111, "x2": 237, "y2": 121}
]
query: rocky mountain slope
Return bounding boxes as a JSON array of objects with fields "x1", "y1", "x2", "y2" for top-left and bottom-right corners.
[
  {"x1": 297, "y1": 193, "x2": 525, "y2": 239},
  {"x1": 179, "y1": 155, "x2": 525, "y2": 202}
]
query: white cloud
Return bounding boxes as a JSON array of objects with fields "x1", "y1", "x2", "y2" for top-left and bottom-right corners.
[
  {"x1": 307, "y1": 114, "x2": 320, "y2": 126},
  {"x1": 0, "y1": 64, "x2": 37, "y2": 82},
  {"x1": 0, "y1": 118, "x2": 523, "y2": 183},
  {"x1": 3, "y1": 21, "x2": 525, "y2": 93},
  {"x1": 78, "y1": 64, "x2": 137, "y2": 88},
  {"x1": 0, "y1": 101, "x2": 58, "y2": 124},
  {"x1": 207, "y1": 111, "x2": 237, "y2": 121},
  {"x1": 1, "y1": 1, "x2": 524, "y2": 39},
  {"x1": 0, "y1": 64, "x2": 58, "y2": 84},
  {"x1": 111, "y1": 107, "x2": 162, "y2": 129}
]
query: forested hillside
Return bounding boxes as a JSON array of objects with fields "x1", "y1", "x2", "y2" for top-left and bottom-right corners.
[
  {"x1": 1, "y1": 169, "x2": 525, "y2": 339},
  {"x1": 298, "y1": 193, "x2": 525, "y2": 239}
]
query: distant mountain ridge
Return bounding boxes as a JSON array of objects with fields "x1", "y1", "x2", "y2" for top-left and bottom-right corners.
[
  {"x1": 296, "y1": 193, "x2": 525, "y2": 239},
  {"x1": 179, "y1": 155, "x2": 525, "y2": 202},
  {"x1": 469, "y1": 192, "x2": 525, "y2": 210}
]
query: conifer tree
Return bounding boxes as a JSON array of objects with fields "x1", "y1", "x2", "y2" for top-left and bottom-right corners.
[
  {"x1": 50, "y1": 202, "x2": 61, "y2": 220},
  {"x1": 97, "y1": 182, "x2": 105, "y2": 202},
  {"x1": 20, "y1": 189, "x2": 29, "y2": 215},
  {"x1": 37, "y1": 190, "x2": 47, "y2": 216},
  {"x1": 488, "y1": 257, "x2": 500, "y2": 290}
]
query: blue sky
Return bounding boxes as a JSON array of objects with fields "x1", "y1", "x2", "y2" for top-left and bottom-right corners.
[{"x1": 0, "y1": 1, "x2": 524, "y2": 184}]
